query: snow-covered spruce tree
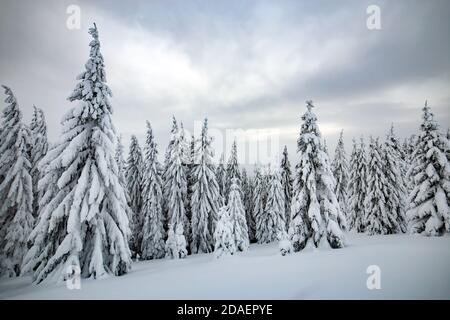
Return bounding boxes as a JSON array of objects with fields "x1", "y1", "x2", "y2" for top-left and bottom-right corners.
[
  {"x1": 225, "y1": 140, "x2": 241, "y2": 202},
  {"x1": 227, "y1": 177, "x2": 249, "y2": 251},
  {"x1": 22, "y1": 24, "x2": 132, "y2": 283},
  {"x1": 242, "y1": 168, "x2": 256, "y2": 242},
  {"x1": 384, "y1": 125, "x2": 407, "y2": 233},
  {"x1": 280, "y1": 146, "x2": 293, "y2": 229},
  {"x1": 213, "y1": 205, "x2": 236, "y2": 258},
  {"x1": 261, "y1": 169, "x2": 286, "y2": 243},
  {"x1": 115, "y1": 134, "x2": 127, "y2": 188},
  {"x1": 406, "y1": 102, "x2": 450, "y2": 235},
  {"x1": 0, "y1": 85, "x2": 34, "y2": 277},
  {"x1": 163, "y1": 116, "x2": 179, "y2": 232},
  {"x1": 289, "y1": 101, "x2": 345, "y2": 251},
  {"x1": 30, "y1": 106, "x2": 48, "y2": 217},
  {"x1": 364, "y1": 137, "x2": 397, "y2": 235},
  {"x1": 190, "y1": 118, "x2": 220, "y2": 254},
  {"x1": 348, "y1": 137, "x2": 368, "y2": 232},
  {"x1": 252, "y1": 166, "x2": 267, "y2": 243},
  {"x1": 140, "y1": 122, "x2": 166, "y2": 260},
  {"x1": 404, "y1": 134, "x2": 418, "y2": 191},
  {"x1": 126, "y1": 135, "x2": 144, "y2": 257},
  {"x1": 216, "y1": 153, "x2": 227, "y2": 202},
  {"x1": 331, "y1": 130, "x2": 349, "y2": 231},
  {"x1": 185, "y1": 134, "x2": 195, "y2": 250},
  {"x1": 165, "y1": 223, "x2": 187, "y2": 259},
  {"x1": 164, "y1": 122, "x2": 188, "y2": 258}
]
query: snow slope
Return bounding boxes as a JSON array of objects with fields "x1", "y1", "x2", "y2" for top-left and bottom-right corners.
[{"x1": 0, "y1": 234, "x2": 449, "y2": 299}]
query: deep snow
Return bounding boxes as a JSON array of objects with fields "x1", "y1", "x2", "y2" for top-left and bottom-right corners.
[{"x1": 0, "y1": 234, "x2": 449, "y2": 299}]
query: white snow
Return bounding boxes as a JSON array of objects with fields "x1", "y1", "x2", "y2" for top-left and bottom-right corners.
[{"x1": 1, "y1": 233, "x2": 449, "y2": 299}]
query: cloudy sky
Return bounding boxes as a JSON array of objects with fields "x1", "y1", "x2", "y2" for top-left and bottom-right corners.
[{"x1": 1, "y1": 0, "x2": 449, "y2": 165}]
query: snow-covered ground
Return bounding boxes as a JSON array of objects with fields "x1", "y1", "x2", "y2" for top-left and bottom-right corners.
[{"x1": 1, "y1": 234, "x2": 449, "y2": 299}]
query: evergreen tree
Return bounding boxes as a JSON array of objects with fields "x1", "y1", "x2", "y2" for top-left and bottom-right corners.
[
  {"x1": 126, "y1": 135, "x2": 144, "y2": 257},
  {"x1": 404, "y1": 134, "x2": 418, "y2": 192},
  {"x1": 30, "y1": 106, "x2": 48, "y2": 217},
  {"x1": 190, "y1": 119, "x2": 220, "y2": 254},
  {"x1": 253, "y1": 166, "x2": 266, "y2": 243},
  {"x1": 364, "y1": 137, "x2": 397, "y2": 235},
  {"x1": 280, "y1": 146, "x2": 293, "y2": 229},
  {"x1": 289, "y1": 101, "x2": 345, "y2": 251},
  {"x1": 227, "y1": 177, "x2": 249, "y2": 251},
  {"x1": 163, "y1": 117, "x2": 179, "y2": 232},
  {"x1": 115, "y1": 134, "x2": 127, "y2": 188},
  {"x1": 331, "y1": 130, "x2": 349, "y2": 231},
  {"x1": 384, "y1": 125, "x2": 407, "y2": 233},
  {"x1": 225, "y1": 140, "x2": 241, "y2": 201},
  {"x1": 215, "y1": 153, "x2": 227, "y2": 202},
  {"x1": 406, "y1": 102, "x2": 450, "y2": 235},
  {"x1": 261, "y1": 170, "x2": 286, "y2": 243},
  {"x1": 165, "y1": 223, "x2": 187, "y2": 259},
  {"x1": 213, "y1": 205, "x2": 236, "y2": 258},
  {"x1": 0, "y1": 86, "x2": 34, "y2": 277},
  {"x1": 140, "y1": 122, "x2": 165, "y2": 260},
  {"x1": 164, "y1": 120, "x2": 188, "y2": 258},
  {"x1": 22, "y1": 24, "x2": 132, "y2": 283},
  {"x1": 348, "y1": 137, "x2": 368, "y2": 232},
  {"x1": 241, "y1": 168, "x2": 255, "y2": 242}
]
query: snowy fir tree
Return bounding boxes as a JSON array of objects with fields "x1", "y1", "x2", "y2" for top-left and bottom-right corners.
[
  {"x1": 216, "y1": 153, "x2": 227, "y2": 202},
  {"x1": 241, "y1": 168, "x2": 256, "y2": 242},
  {"x1": 252, "y1": 166, "x2": 267, "y2": 243},
  {"x1": 190, "y1": 118, "x2": 220, "y2": 254},
  {"x1": 115, "y1": 134, "x2": 127, "y2": 189},
  {"x1": 163, "y1": 119, "x2": 188, "y2": 258},
  {"x1": 225, "y1": 140, "x2": 241, "y2": 202},
  {"x1": 364, "y1": 137, "x2": 397, "y2": 235},
  {"x1": 227, "y1": 177, "x2": 249, "y2": 251},
  {"x1": 406, "y1": 102, "x2": 450, "y2": 236},
  {"x1": 331, "y1": 130, "x2": 349, "y2": 231},
  {"x1": 261, "y1": 169, "x2": 286, "y2": 243},
  {"x1": 348, "y1": 137, "x2": 368, "y2": 232},
  {"x1": 163, "y1": 116, "x2": 179, "y2": 231},
  {"x1": 165, "y1": 223, "x2": 187, "y2": 259},
  {"x1": 213, "y1": 205, "x2": 237, "y2": 258},
  {"x1": 384, "y1": 125, "x2": 407, "y2": 233},
  {"x1": 0, "y1": 85, "x2": 34, "y2": 277},
  {"x1": 185, "y1": 134, "x2": 195, "y2": 252},
  {"x1": 289, "y1": 101, "x2": 345, "y2": 251},
  {"x1": 280, "y1": 146, "x2": 293, "y2": 229},
  {"x1": 404, "y1": 134, "x2": 418, "y2": 191},
  {"x1": 21, "y1": 24, "x2": 132, "y2": 283},
  {"x1": 140, "y1": 122, "x2": 166, "y2": 260},
  {"x1": 30, "y1": 106, "x2": 48, "y2": 217},
  {"x1": 126, "y1": 135, "x2": 144, "y2": 257}
]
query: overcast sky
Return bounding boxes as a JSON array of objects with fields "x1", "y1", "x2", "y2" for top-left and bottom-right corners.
[{"x1": 1, "y1": 0, "x2": 449, "y2": 165}]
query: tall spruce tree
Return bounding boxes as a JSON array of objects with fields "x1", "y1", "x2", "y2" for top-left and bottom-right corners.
[
  {"x1": 30, "y1": 106, "x2": 48, "y2": 217},
  {"x1": 190, "y1": 118, "x2": 220, "y2": 253},
  {"x1": 164, "y1": 120, "x2": 188, "y2": 258},
  {"x1": 140, "y1": 122, "x2": 166, "y2": 260},
  {"x1": 331, "y1": 130, "x2": 349, "y2": 231},
  {"x1": 289, "y1": 101, "x2": 345, "y2": 251},
  {"x1": 280, "y1": 146, "x2": 293, "y2": 229},
  {"x1": 0, "y1": 86, "x2": 34, "y2": 277},
  {"x1": 227, "y1": 177, "x2": 249, "y2": 251},
  {"x1": 384, "y1": 125, "x2": 407, "y2": 233},
  {"x1": 241, "y1": 168, "x2": 255, "y2": 242},
  {"x1": 225, "y1": 140, "x2": 241, "y2": 201},
  {"x1": 216, "y1": 153, "x2": 227, "y2": 203},
  {"x1": 22, "y1": 24, "x2": 132, "y2": 283},
  {"x1": 163, "y1": 117, "x2": 179, "y2": 231},
  {"x1": 348, "y1": 137, "x2": 368, "y2": 232},
  {"x1": 261, "y1": 169, "x2": 286, "y2": 243},
  {"x1": 115, "y1": 134, "x2": 127, "y2": 188},
  {"x1": 406, "y1": 102, "x2": 450, "y2": 235},
  {"x1": 253, "y1": 166, "x2": 266, "y2": 243},
  {"x1": 126, "y1": 135, "x2": 144, "y2": 257},
  {"x1": 364, "y1": 137, "x2": 397, "y2": 235},
  {"x1": 213, "y1": 205, "x2": 236, "y2": 258}
]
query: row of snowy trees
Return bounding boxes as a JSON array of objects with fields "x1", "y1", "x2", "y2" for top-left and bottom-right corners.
[{"x1": 0, "y1": 23, "x2": 448, "y2": 283}]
